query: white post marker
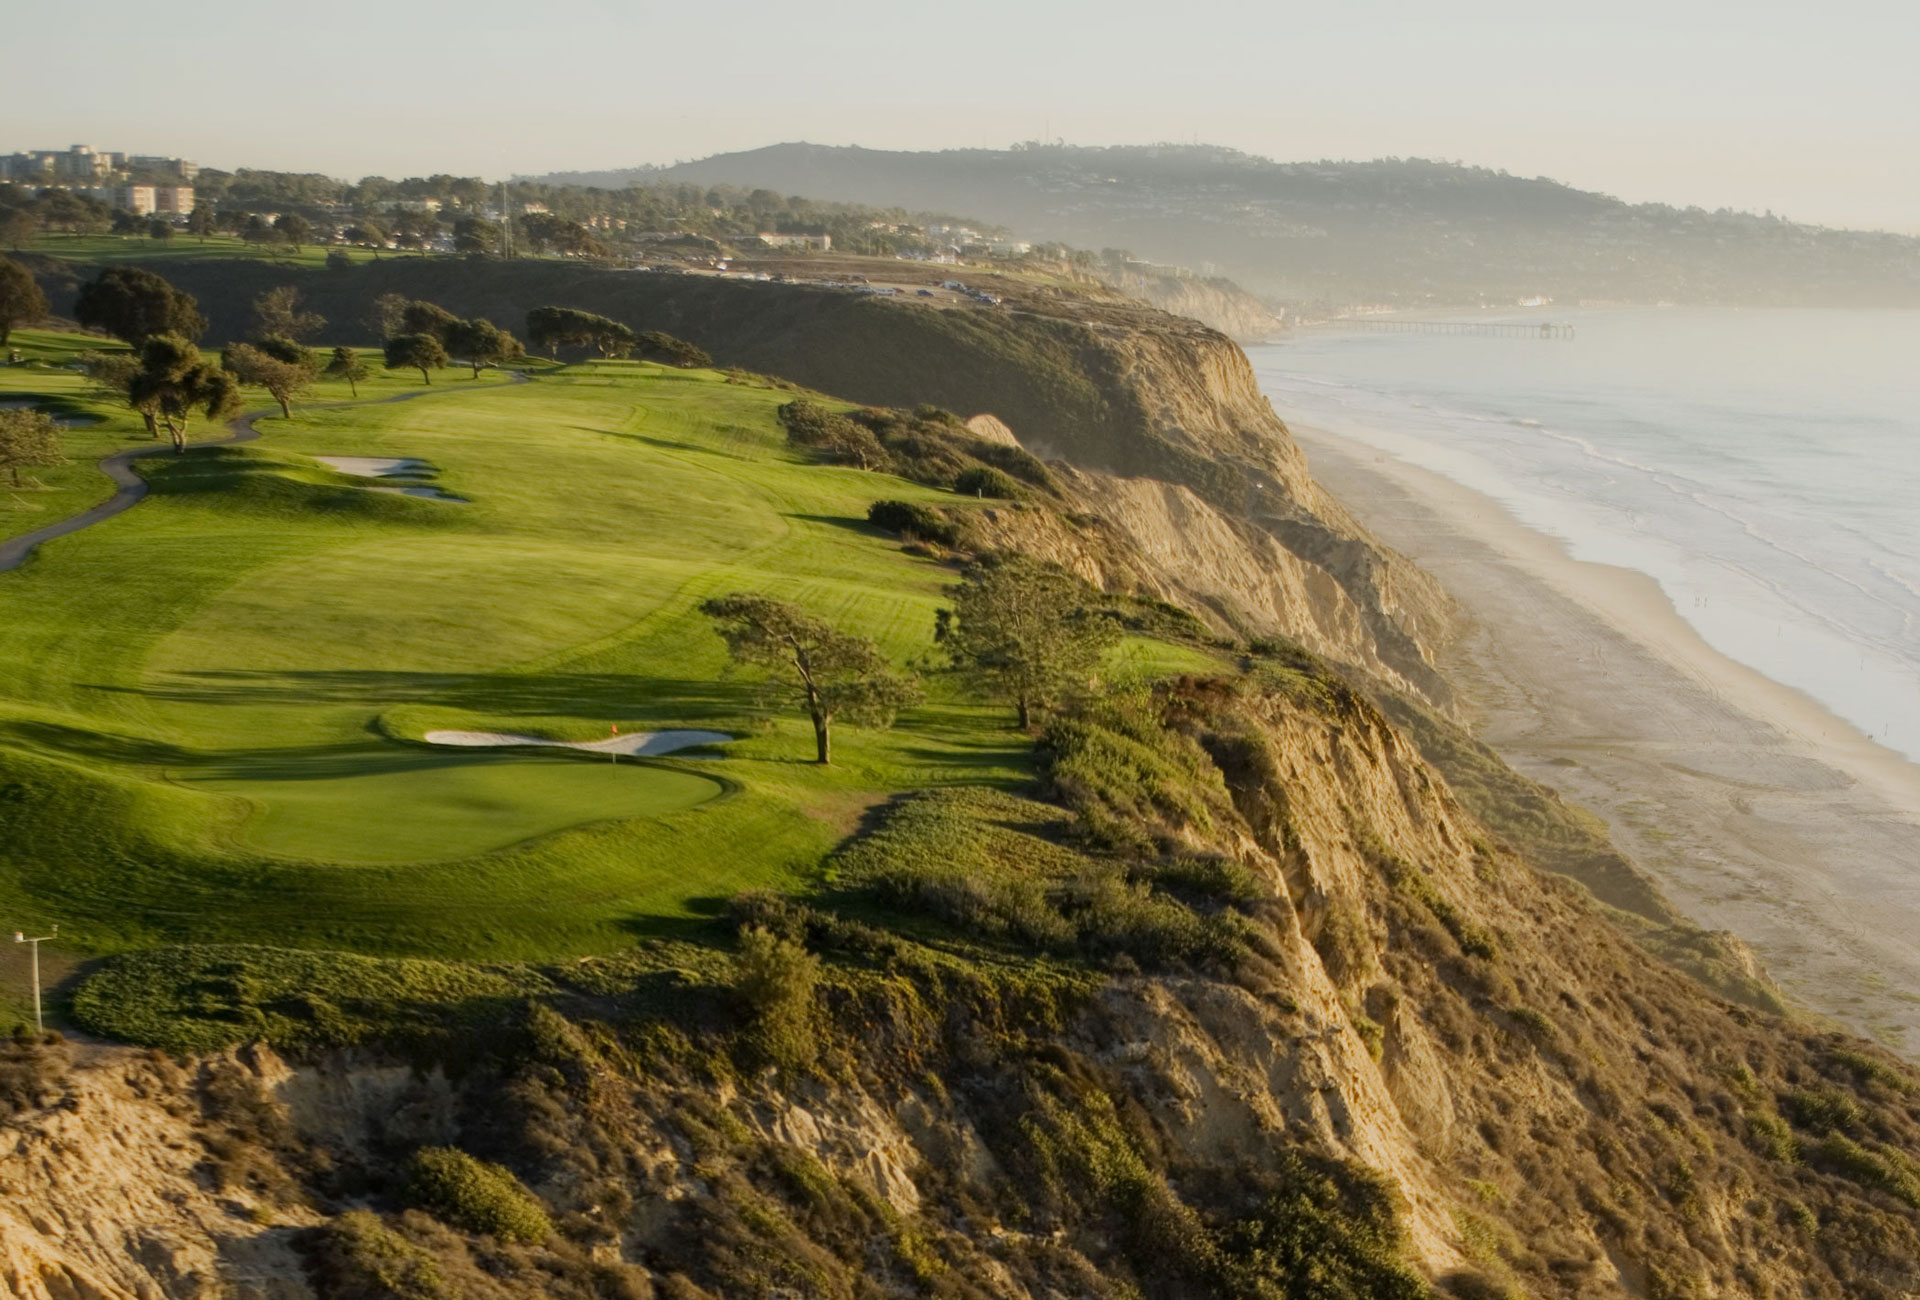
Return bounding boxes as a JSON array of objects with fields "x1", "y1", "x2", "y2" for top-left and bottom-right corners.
[{"x1": 13, "y1": 925, "x2": 57, "y2": 1034}]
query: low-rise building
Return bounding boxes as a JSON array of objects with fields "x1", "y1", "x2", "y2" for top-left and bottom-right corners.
[
  {"x1": 112, "y1": 185, "x2": 157, "y2": 215},
  {"x1": 740, "y1": 232, "x2": 832, "y2": 251},
  {"x1": 127, "y1": 155, "x2": 198, "y2": 181}
]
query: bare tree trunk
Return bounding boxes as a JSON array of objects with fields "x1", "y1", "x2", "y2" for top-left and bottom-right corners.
[
  {"x1": 419, "y1": 367, "x2": 432, "y2": 385},
  {"x1": 166, "y1": 418, "x2": 186, "y2": 453},
  {"x1": 812, "y1": 713, "x2": 831, "y2": 765},
  {"x1": 347, "y1": 377, "x2": 357, "y2": 397},
  {"x1": 1017, "y1": 696, "x2": 1032, "y2": 729},
  {"x1": 277, "y1": 396, "x2": 291, "y2": 419}
]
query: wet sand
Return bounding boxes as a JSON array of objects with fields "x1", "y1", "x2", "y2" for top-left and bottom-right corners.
[{"x1": 1296, "y1": 423, "x2": 1920, "y2": 1053}]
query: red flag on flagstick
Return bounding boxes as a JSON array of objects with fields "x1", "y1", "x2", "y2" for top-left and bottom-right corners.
[{"x1": 611, "y1": 724, "x2": 619, "y2": 735}]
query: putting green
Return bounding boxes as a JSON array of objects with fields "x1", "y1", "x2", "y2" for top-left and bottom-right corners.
[{"x1": 188, "y1": 749, "x2": 724, "y2": 863}]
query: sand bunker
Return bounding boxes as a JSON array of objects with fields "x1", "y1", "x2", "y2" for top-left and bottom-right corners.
[
  {"x1": 315, "y1": 455, "x2": 466, "y2": 502},
  {"x1": 314, "y1": 456, "x2": 431, "y2": 477},
  {"x1": 424, "y1": 728, "x2": 733, "y2": 757}
]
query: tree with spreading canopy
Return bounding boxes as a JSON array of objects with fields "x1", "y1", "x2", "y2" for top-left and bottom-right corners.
[
  {"x1": 247, "y1": 335, "x2": 316, "y2": 368},
  {"x1": 224, "y1": 342, "x2": 316, "y2": 419},
  {"x1": 186, "y1": 207, "x2": 216, "y2": 240},
  {"x1": 936, "y1": 555, "x2": 1121, "y2": 728},
  {"x1": 441, "y1": 317, "x2": 524, "y2": 377},
  {"x1": 36, "y1": 190, "x2": 108, "y2": 234},
  {"x1": 74, "y1": 266, "x2": 206, "y2": 345},
  {"x1": 369, "y1": 293, "x2": 410, "y2": 340},
  {"x1": 323, "y1": 346, "x2": 369, "y2": 397},
  {"x1": 0, "y1": 203, "x2": 40, "y2": 250},
  {"x1": 638, "y1": 330, "x2": 711, "y2": 369},
  {"x1": 701, "y1": 593, "x2": 920, "y2": 764},
  {"x1": 0, "y1": 408, "x2": 66, "y2": 488},
  {"x1": 524, "y1": 306, "x2": 634, "y2": 359},
  {"x1": 399, "y1": 300, "x2": 458, "y2": 342},
  {"x1": 519, "y1": 212, "x2": 603, "y2": 257},
  {"x1": 0, "y1": 255, "x2": 48, "y2": 347},
  {"x1": 452, "y1": 216, "x2": 499, "y2": 256},
  {"x1": 146, "y1": 219, "x2": 172, "y2": 242},
  {"x1": 778, "y1": 399, "x2": 885, "y2": 471},
  {"x1": 272, "y1": 212, "x2": 311, "y2": 248},
  {"x1": 251, "y1": 286, "x2": 325, "y2": 341},
  {"x1": 384, "y1": 333, "x2": 448, "y2": 385},
  {"x1": 126, "y1": 335, "x2": 243, "y2": 452}
]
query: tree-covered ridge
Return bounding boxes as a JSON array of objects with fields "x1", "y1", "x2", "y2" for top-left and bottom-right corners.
[{"x1": 1, "y1": 166, "x2": 1002, "y2": 262}]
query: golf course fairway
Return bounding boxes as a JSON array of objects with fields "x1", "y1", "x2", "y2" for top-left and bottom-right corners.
[{"x1": 1, "y1": 333, "x2": 1204, "y2": 964}]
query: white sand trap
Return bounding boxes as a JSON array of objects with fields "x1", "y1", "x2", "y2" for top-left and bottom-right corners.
[
  {"x1": 315, "y1": 456, "x2": 430, "y2": 478},
  {"x1": 424, "y1": 728, "x2": 734, "y2": 757}
]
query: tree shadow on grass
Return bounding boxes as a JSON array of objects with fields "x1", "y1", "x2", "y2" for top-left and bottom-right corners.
[
  {"x1": 786, "y1": 512, "x2": 894, "y2": 539},
  {"x1": 6, "y1": 718, "x2": 701, "y2": 783},
  {"x1": 85, "y1": 669, "x2": 749, "y2": 720}
]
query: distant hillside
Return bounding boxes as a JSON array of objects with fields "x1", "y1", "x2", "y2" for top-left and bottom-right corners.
[{"x1": 531, "y1": 143, "x2": 1920, "y2": 309}]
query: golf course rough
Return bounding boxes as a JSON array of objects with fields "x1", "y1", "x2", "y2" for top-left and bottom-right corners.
[{"x1": 0, "y1": 343, "x2": 1127, "y2": 964}]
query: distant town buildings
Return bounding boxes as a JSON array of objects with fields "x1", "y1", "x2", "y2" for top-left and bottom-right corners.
[
  {"x1": 56, "y1": 184, "x2": 196, "y2": 215},
  {"x1": 1, "y1": 145, "x2": 198, "y2": 184}
]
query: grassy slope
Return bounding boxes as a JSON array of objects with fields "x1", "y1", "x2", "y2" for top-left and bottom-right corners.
[
  {"x1": 0, "y1": 335, "x2": 1214, "y2": 970},
  {"x1": 0, "y1": 327, "x2": 510, "y2": 543}
]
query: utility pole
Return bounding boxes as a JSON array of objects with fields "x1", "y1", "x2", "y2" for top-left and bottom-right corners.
[
  {"x1": 13, "y1": 925, "x2": 56, "y2": 1034},
  {"x1": 496, "y1": 181, "x2": 515, "y2": 260}
]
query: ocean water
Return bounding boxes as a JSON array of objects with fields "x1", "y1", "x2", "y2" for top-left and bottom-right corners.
[{"x1": 1245, "y1": 309, "x2": 1920, "y2": 761}]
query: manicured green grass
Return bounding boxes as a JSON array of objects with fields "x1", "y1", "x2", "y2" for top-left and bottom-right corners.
[
  {"x1": 2, "y1": 340, "x2": 1195, "y2": 975},
  {"x1": 0, "y1": 328, "x2": 515, "y2": 543},
  {"x1": 187, "y1": 750, "x2": 726, "y2": 863}
]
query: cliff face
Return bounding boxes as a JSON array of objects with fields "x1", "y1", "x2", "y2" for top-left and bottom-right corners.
[
  {"x1": 1098, "y1": 272, "x2": 1285, "y2": 343},
  {"x1": 14, "y1": 675, "x2": 1920, "y2": 1298},
  {"x1": 0, "y1": 1044, "x2": 313, "y2": 1300}
]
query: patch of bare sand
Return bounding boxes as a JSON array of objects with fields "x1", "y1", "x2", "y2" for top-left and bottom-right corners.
[
  {"x1": 424, "y1": 729, "x2": 732, "y2": 757},
  {"x1": 1294, "y1": 423, "x2": 1920, "y2": 1053}
]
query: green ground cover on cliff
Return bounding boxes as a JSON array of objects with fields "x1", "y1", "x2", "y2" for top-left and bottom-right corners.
[{"x1": 0, "y1": 336, "x2": 1219, "y2": 982}]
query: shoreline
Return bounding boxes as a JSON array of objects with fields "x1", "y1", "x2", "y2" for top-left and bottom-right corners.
[{"x1": 1293, "y1": 420, "x2": 1920, "y2": 1053}]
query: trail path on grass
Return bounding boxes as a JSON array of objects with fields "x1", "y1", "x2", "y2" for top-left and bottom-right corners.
[{"x1": 0, "y1": 372, "x2": 527, "y2": 574}]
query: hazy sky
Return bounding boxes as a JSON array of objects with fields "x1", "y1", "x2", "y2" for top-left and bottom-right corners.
[{"x1": 8, "y1": 0, "x2": 1917, "y2": 230}]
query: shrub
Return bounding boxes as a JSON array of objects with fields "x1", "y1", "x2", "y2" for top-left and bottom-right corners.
[
  {"x1": 311, "y1": 1210, "x2": 449, "y2": 1300},
  {"x1": 1808, "y1": 1134, "x2": 1920, "y2": 1206},
  {"x1": 779, "y1": 399, "x2": 886, "y2": 470},
  {"x1": 1830, "y1": 1047, "x2": 1913, "y2": 1093},
  {"x1": 867, "y1": 499, "x2": 959, "y2": 546},
  {"x1": 0, "y1": 1034, "x2": 71, "y2": 1119},
  {"x1": 1745, "y1": 1111, "x2": 1799, "y2": 1162},
  {"x1": 731, "y1": 925, "x2": 821, "y2": 1073},
  {"x1": 403, "y1": 1147, "x2": 552, "y2": 1244},
  {"x1": 954, "y1": 465, "x2": 1022, "y2": 498},
  {"x1": 71, "y1": 944, "x2": 551, "y2": 1054},
  {"x1": 1780, "y1": 1087, "x2": 1865, "y2": 1134},
  {"x1": 831, "y1": 789, "x2": 1250, "y2": 970}
]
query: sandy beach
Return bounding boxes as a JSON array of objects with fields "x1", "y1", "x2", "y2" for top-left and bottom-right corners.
[{"x1": 1296, "y1": 423, "x2": 1920, "y2": 1053}]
